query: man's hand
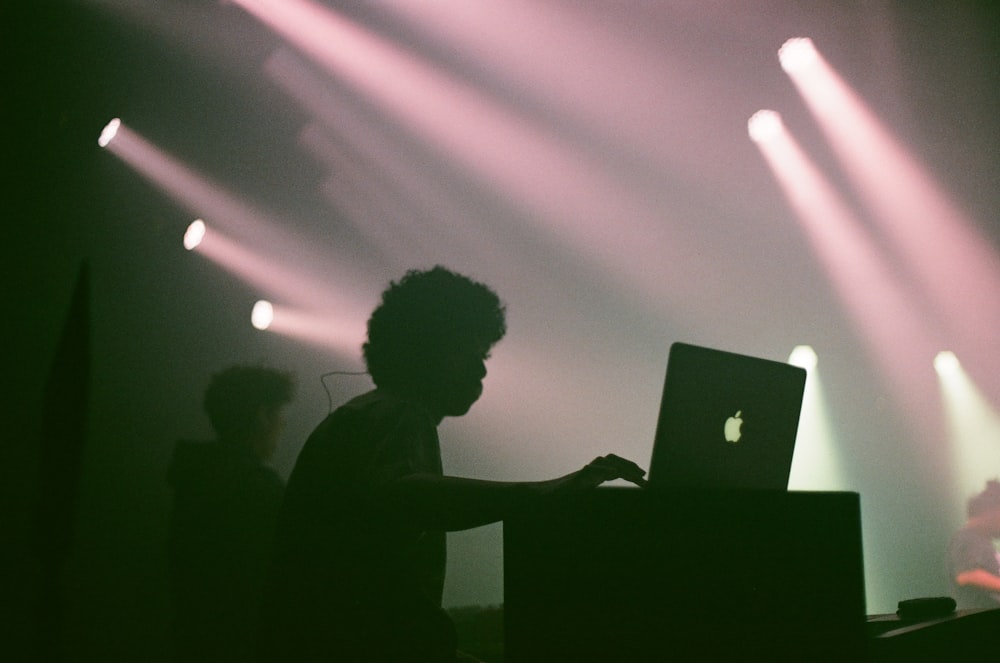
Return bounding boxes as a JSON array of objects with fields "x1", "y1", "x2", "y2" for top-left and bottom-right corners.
[
  {"x1": 576, "y1": 454, "x2": 648, "y2": 488},
  {"x1": 534, "y1": 454, "x2": 648, "y2": 496}
]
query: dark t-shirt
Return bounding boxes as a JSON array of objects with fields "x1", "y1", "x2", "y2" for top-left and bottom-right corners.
[
  {"x1": 261, "y1": 389, "x2": 455, "y2": 662},
  {"x1": 167, "y1": 439, "x2": 284, "y2": 662},
  {"x1": 946, "y1": 527, "x2": 1000, "y2": 609}
]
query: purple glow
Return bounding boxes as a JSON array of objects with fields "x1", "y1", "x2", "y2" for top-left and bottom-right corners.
[
  {"x1": 258, "y1": 303, "x2": 366, "y2": 358},
  {"x1": 754, "y1": 118, "x2": 942, "y2": 428},
  {"x1": 99, "y1": 118, "x2": 379, "y2": 314},
  {"x1": 252, "y1": 12, "x2": 747, "y2": 333},
  {"x1": 784, "y1": 42, "x2": 1000, "y2": 394},
  {"x1": 189, "y1": 223, "x2": 370, "y2": 321},
  {"x1": 99, "y1": 119, "x2": 266, "y2": 236}
]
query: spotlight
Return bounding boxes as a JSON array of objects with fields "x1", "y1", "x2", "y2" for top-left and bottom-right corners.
[
  {"x1": 252, "y1": 300, "x2": 275, "y2": 330},
  {"x1": 748, "y1": 110, "x2": 783, "y2": 143},
  {"x1": 183, "y1": 219, "x2": 207, "y2": 250},
  {"x1": 779, "y1": 37, "x2": 819, "y2": 74},
  {"x1": 789, "y1": 345, "x2": 818, "y2": 370},
  {"x1": 934, "y1": 351, "x2": 960, "y2": 376},
  {"x1": 98, "y1": 118, "x2": 121, "y2": 147}
]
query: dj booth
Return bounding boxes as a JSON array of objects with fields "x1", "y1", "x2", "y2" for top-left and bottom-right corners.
[{"x1": 503, "y1": 488, "x2": 868, "y2": 661}]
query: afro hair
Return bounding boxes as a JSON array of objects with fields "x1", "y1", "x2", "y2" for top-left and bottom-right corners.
[{"x1": 363, "y1": 266, "x2": 506, "y2": 391}]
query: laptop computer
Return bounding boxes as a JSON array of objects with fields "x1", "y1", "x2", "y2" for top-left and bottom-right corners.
[
  {"x1": 503, "y1": 345, "x2": 866, "y2": 661},
  {"x1": 646, "y1": 341, "x2": 807, "y2": 490}
]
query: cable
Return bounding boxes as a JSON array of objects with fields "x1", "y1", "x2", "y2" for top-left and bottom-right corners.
[{"x1": 319, "y1": 370, "x2": 369, "y2": 412}]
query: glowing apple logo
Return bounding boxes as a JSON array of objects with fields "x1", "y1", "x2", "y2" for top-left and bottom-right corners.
[{"x1": 724, "y1": 410, "x2": 743, "y2": 443}]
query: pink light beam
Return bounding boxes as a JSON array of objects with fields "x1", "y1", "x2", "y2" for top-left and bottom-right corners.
[
  {"x1": 188, "y1": 221, "x2": 370, "y2": 320},
  {"x1": 236, "y1": 1, "x2": 744, "y2": 331},
  {"x1": 753, "y1": 113, "x2": 943, "y2": 440},
  {"x1": 254, "y1": 301, "x2": 365, "y2": 359},
  {"x1": 99, "y1": 118, "x2": 377, "y2": 316},
  {"x1": 782, "y1": 38, "x2": 1000, "y2": 389}
]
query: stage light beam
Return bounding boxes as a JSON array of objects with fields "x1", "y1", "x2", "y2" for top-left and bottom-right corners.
[
  {"x1": 98, "y1": 118, "x2": 121, "y2": 147},
  {"x1": 96, "y1": 118, "x2": 378, "y2": 317},
  {"x1": 183, "y1": 219, "x2": 207, "y2": 251},
  {"x1": 934, "y1": 351, "x2": 960, "y2": 377},
  {"x1": 249, "y1": 301, "x2": 367, "y2": 358},
  {"x1": 778, "y1": 38, "x2": 819, "y2": 74},
  {"x1": 786, "y1": 346, "x2": 846, "y2": 491},
  {"x1": 241, "y1": 1, "x2": 745, "y2": 331},
  {"x1": 782, "y1": 38, "x2": 1000, "y2": 394},
  {"x1": 748, "y1": 110, "x2": 783, "y2": 144},
  {"x1": 936, "y1": 351, "x2": 1000, "y2": 521},
  {"x1": 788, "y1": 344, "x2": 818, "y2": 371},
  {"x1": 752, "y1": 107, "x2": 943, "y2": 440},
  {"x1": 251, "y1": 300, "x2": 274, "y2": 330}
]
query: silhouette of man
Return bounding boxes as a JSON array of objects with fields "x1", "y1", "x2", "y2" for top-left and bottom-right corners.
[
  {"x1": 167, "y1": 365, "x2": 295, "y2": 662},
  {"x1": 259, "y1": 266, "x2": 645, "y2": 662},
  {"x1": 947, "y1": 479, "x2": 1000, "y2": 609}
]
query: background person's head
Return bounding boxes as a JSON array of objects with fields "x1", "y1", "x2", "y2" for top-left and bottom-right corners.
[
  {"x1": 966, "y1": 479, "x2": 1000, "y2": 534},
  {"x1": 363, "y1": 266, "x2": 507, "y2": 420},
  {"x1": 203, "y1": 365, "x2": 295, "y2": 460}
]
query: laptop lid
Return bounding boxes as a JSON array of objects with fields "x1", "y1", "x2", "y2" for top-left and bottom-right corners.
[{"x1": 647, "y1": 342, "x2": 806, "y2": 490}]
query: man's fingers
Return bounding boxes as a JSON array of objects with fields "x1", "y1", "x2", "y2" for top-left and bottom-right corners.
[{"x1": 587, "y1": 454, "x2": 648, "y2": 484}]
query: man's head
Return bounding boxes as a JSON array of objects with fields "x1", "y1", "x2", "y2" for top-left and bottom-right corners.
[
  {"x1": 967, "y1": 479, "x2": 1000, "y2": 533},
  {"x1": 363, "y1": 266, "x2": 506, "y2": 420},
  {"x1": 203, "y1": 365, "x2": 295, "y2": 460}
]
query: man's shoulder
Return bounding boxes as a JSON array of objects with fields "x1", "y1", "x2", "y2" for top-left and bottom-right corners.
[
  {"x1": 301, "y1": 390, "x2": 438, "y2": 463},
  {"x1": 950, "y1": 527, "x2": 990, "y2": 548},
  {"x1": 324, "y1": 389, "x2": 433, "y2": 429},
  {"x1": 289, "y1": 390, "x2": 438, "y2": 486}
]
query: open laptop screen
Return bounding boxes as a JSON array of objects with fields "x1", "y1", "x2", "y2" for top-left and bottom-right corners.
[{"x1": 647, "y1": 342, "x2": 806, "y2": 490}]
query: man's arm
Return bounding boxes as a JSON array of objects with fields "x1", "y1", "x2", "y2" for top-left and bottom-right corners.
[
  {"x1": 385, "y1": 474, "x2": 531, "y2": 531},
  {"x1": 956, "y1": 568, "x2": 1000, "y2": 592},
  {"x1": 384, "y1": 454, "x2": 647, "y2": 531}
]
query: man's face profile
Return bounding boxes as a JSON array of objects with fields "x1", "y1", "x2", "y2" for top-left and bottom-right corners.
[{"x1": 423, "y1": 339, "x2": 490, "y2": 420}]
